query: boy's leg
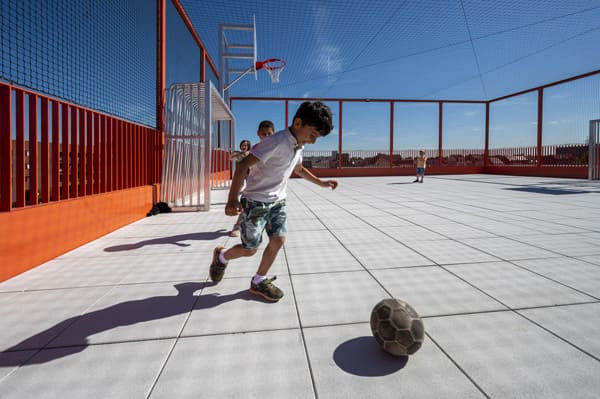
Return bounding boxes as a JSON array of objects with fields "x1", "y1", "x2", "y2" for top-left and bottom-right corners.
[
  {"x1": 209, "y1": 245, "x2": 256, "y2": 283},
  {"x1": 229, "y1": 214, "x2": 242, "y2": 237},
  {"x1": 256, "y1": 236, "x2": 285, "y2": 276},
  {"x1": 248, "y1": 201, "x2": 287, "y2": 301},
  {"x1": 210, "y1": 200, "x2": 267, "y2": 283}
]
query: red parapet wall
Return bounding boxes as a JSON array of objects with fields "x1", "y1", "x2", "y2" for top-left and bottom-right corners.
[
  {"x1": 0, "y1": 81, "x2": 164, "y2": 282},
  {"x1": 303, "y1": 166, "x2": 485, "y2": 178},
  {"x1": 0, "y1": 185, "x2": 156, "y2": 282},
  {"x1": 485, "y1": 166, "x2": 587, "y2": 179}
]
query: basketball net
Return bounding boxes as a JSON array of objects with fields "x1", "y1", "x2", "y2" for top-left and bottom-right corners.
[
  {"x1": 256, "y1": 58, "x2": 285, "y2": 83},
  {"x1": 265, "y1": 65, "x2": 283, "y2": 83}
]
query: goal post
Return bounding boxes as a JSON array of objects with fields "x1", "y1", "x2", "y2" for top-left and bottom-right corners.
[{"x1": 161, "y1": 82, "x2": 234, "y2": 210}]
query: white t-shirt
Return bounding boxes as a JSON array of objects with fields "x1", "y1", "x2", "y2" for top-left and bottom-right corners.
[{"x1": 242, "y1": 128, "x2": 303, "y2": 203}]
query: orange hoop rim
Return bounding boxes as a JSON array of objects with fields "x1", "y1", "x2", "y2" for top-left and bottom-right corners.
[{"x1": 255, "y1": 58, "x2": 286, "y2": 71}]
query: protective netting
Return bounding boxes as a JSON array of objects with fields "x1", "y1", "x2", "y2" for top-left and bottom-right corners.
[
  {"x1": 181, "y1": 0, "x2": 600, "y2": 99},
  {"x1": 0, "y1": 0, "x2": 156, "y2": 127},
  {"x1": 166, "y1": 0, "x2": 201, "y2": 86}
]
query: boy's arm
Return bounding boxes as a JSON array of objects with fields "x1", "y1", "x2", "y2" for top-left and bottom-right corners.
[
  {"x1": 225, "y1": 154, "x2": 259, "y2": 216},
  {"x1": 293, "y1": 164, "x2": 338, "y2": 189},
  {"x1": 230, "y1": 151, "x2": 243, "y2": 161}
]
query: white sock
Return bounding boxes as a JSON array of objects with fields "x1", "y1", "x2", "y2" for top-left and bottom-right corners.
[
  {"x1": 252, "y1": 274, "x2": 266, "y2": 285},
  {"x1": 219, "y1": 250, "x2": 229, "y2": 265}
]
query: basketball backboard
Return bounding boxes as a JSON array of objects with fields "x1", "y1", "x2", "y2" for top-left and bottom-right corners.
[
  {"x1": 219, "y1": 16, "x2": 257, "y2": 93},
  {"x1": 219, "y1": 16, "x2": 285, "y2": 93}
]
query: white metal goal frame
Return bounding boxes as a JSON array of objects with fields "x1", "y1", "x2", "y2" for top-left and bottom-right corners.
[{"x1": 161, "y1": 81, "x2": 235, "y2": 211}]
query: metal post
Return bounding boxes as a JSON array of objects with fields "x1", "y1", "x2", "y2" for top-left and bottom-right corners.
[
  {"x1": 536, "y1": 88, "x2": 543, "y2": 167},
  {"x1": 204, "y1": 83, "x2": 213, "y2": 211},
  {"x1": 0, "y1": 84, "x2": 11, "y2": 211},
  {"x1": 484, "y1": 102, "x2": 490, "y2": 168},
  {"x1": 438, "y1": 102, "x2": 443, "y2": 167},
  {"x1": 338, "y1": 101, "x2": 343, "y2": 169},
  {"x1": 389, "y1": 101, "x2": 394, "y2": 168},
  {"x1": 590, "y1": 120, "x2": 600, "y2": 180},
  {"x1": 157, "y1": 0, "x2": 166, "y2": 133}
]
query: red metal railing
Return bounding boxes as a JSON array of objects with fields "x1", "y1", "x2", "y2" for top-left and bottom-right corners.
[
  {"x1": 211, "y1": 148, "x2": 231, "y2": 189},
  {"x1": 303, "y1": 148, "x2": 485, "y2": 169},
  {"x1": 0, "y1": 82, "x2": 162, "y2": 211},
  {"x1": 488, "y1": 146, "x2": 537, "y2": 166},
  {"x1": 487, "y1": 145, "x2": 587, "y2": 167},
  {"x1": 442, "y1": 148, "x2": 485, "y2": 167},
  {"x1": 541, "y1": 144, "x2": 588, "y2": 167},
  {"x1": 231, "y1": 70, "x2": 599, "y2": 179}
]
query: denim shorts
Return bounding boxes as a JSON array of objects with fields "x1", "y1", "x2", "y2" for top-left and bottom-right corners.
[
  {"x1": 416, "y1": 167, "x2": 425, "y2": 174},
  {"x1": 240, "y1": 198, "x2": 287, "y2": 249}
]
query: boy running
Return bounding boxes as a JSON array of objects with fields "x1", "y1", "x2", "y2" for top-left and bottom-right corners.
[
  {"x1": 209, "y1": 102, "x2": 337, "y2": 301},
  {"x1": 229, "y1": 120, "x2": 275, "y2": 237}
]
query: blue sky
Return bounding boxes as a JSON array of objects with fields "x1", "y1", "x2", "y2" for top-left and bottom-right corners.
[
  {"x1": 178, "y1": 0, "x2": 600, "y2": 152},
  {"x1": 2, "y1": 0, "x2": 598, "y2": 152},
  {"x1": 231, "y1": 72, "x2": 599, "y2": 151}
]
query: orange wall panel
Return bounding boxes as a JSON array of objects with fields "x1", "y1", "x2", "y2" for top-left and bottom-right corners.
[{"x1": 0, "y1": 186, "x2": 154, "y2": 282}]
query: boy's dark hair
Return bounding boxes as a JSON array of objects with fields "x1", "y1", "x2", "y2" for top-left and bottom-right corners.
[
  {"x1": 240, "y1": 139, "x2": 251, "y2": 148},
  {"x1": 293, "y1": 101, "x2": 333, "y2": 136},
  {"x1": 258, "y1": 120, "x2": 274, "y2": 130}
]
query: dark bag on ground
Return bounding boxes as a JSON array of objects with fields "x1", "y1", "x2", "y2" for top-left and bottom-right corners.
[{"x1": 147, "y1": 201, "x2": 172, "y2": 216}]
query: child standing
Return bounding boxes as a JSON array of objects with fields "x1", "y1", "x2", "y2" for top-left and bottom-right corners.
[
  {"x1": 254, "y1": 120, "x2": 275, "y2": 144},
  {"x1": 230, "y1": 139, "x2": 252, "y2": 163},
  {"x1": 414, "y1": 150, "x2": 427, "y2": 183},
  {"x1": 229, "y1": 121, "x2": 275, "y2": 237},
  {"x1": 210, "y1": 102, "x2": 337, "y2": 301}
]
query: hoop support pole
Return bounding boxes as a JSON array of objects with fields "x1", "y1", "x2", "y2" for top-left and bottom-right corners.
[{"x1": 223, "y1": 65, "x2": 255, "y2": 92}]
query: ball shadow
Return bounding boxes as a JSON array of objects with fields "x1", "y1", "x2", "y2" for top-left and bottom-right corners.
[{"x1": 333, "y1": 336, "x2": 408, "y2": 377}]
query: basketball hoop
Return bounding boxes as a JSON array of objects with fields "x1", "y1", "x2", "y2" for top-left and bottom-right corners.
[{"x1": 255, "y1": 58, "x2": 286, "y2": 83}]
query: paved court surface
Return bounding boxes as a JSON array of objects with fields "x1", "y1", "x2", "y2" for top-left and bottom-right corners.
[{"x1": 1, "y1": 174, "x2": 600, "y2": 398}]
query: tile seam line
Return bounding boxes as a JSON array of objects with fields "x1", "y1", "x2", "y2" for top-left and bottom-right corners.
[
  {"x1": 282, "y1": 244, "x2": 319, "y2": 399},
  {"x1": 145, "y1": 276, "x2": 211, "y2": 399},
  {"x1": 291, "y1": 180, "x2": 592, "y2": 321},
  {"x1": 3, "y1": 301, "x2": 599, "y2": 355},
  {"x1": 295, "y1": 179, "x2": 600, "y2": 300},
  {"x1": 292, "y1": 180, "x2": 600, "y2": 362}
]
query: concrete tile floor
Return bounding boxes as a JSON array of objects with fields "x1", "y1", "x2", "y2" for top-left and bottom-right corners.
[{"x1": 1, "y1": 174, "x2": 599, "y2": 398}]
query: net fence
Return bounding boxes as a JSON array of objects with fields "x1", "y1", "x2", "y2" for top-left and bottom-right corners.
[{"x1": 0, "y1": 0, "x2": 157, "y2": 127}]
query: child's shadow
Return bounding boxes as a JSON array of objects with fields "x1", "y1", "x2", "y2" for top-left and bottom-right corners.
[
  {"x1": 0, "y1": 282, "x2": 266, "y2": 366},
  {"x1": 104, "y1": 230, "x2": 228, "y2": 252}
]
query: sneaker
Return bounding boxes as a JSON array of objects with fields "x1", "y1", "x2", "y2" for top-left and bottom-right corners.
[
  {"x1": 413, "y1": 179, "x2": 419, "y2": 183},
  {"x1": 249, "y1": 276, "x2": 283, "y2": 302},
  {"x1": 419, "y1": 180, "x2": 423, "y2": 183},
  {"x1": 209, "y1": 246, "x2": 227, "y2": 283}
]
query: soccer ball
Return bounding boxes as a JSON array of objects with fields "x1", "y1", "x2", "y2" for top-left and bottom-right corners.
[{"x1": 370, "y1": 298, "x2": 424, "y2": 356}]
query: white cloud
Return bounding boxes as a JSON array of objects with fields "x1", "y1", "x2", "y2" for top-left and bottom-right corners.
[
  {"x1": 549, "y1": 91, "x2": 572, "y2": 99},
  {"x1": 342, "y1": 129, "x2": 360, "y2": 137},
  {"x1": 312, "y1": 4, "x2": 343, "y2": 77}
]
